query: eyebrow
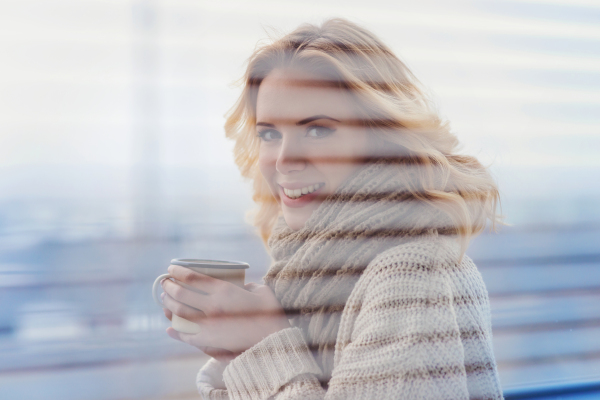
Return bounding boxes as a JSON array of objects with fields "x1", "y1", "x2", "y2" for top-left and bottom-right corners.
[
  {"x1": 255, "y1": 115, "x2": 341, "y2": 128},
  {"x1": 296, "y1": 115, "x2": 340, "y2": 126}
]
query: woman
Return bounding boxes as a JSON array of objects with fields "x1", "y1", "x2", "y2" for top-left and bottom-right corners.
[{"x1": 161, "y1": 19, "x2": 504, "y2": 400}]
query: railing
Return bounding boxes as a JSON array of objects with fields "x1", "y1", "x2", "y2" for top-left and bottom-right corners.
[
  {"x1": 1, "y1": 224, "x2": 600, "y2": 398},
  {"x1": 504, "y1": 379, "x2": 600, "y2": 399}
]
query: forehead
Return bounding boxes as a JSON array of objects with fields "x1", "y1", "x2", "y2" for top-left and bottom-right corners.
[{"x1": 255, "y1": 69, "x2": 358, "y2": 123}]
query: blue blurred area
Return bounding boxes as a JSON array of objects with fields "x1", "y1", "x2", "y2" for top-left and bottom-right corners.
[
  {"x1": 0, "y1": 224, "x2": 271, "y2": 399},
  {"x1": 1, "y1": 217, "x2": 600, "y2": 399}
]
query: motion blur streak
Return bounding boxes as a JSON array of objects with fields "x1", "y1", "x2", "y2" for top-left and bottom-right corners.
[{"x1": 0, "y1": 0, "x2": 599, "y2": 399}]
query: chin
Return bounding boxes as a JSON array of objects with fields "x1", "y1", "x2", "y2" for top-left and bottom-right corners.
[{"x1": 282, "y1": 212, "x2": 310, "y2": 231}]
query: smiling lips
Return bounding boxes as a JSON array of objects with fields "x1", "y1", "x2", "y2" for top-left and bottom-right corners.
[{"x1": 281, "y1": 182, "x2": 325, "y2": 199}]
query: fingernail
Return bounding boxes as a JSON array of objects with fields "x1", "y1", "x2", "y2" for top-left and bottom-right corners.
[
  {"x1": 166, "y1": 328, "x2": 178, "y2": 340},
  {"x1": 167, "y1": 265, "x2": 173, "y2": 273},
  {"x1": 161, "y1": 292, "x2": 165, "y2": 300}
]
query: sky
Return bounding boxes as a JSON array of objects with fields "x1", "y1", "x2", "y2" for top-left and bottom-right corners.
[{"x1": 0, "y1": 0, "x2": 599, "y2": 239}]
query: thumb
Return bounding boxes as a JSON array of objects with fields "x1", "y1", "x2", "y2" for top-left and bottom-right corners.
[{"x1": 244, "y1": 282, "x2": 262, "y2": 292}]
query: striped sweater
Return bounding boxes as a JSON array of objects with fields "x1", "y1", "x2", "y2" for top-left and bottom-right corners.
[{"x1": 196, "y1": 234, "x2": 504, "y2": 400}]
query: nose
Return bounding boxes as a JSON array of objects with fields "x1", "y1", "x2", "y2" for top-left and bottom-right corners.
[{"x1": 276, "y1": 137, "x2": 307, "y2": 175}]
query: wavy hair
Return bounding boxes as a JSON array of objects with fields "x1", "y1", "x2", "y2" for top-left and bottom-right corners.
[{"x1": 224, "y1": 18, "x2": 501, "y2": 252}]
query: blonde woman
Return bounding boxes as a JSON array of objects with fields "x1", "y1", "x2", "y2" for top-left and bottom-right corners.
[{"x1": 160, "y1": 19, "x2": 504, "y2": 400}]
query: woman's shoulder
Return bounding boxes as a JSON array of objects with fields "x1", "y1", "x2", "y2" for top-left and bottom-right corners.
[
  {"x1": 368, "y1": 232, "x2": 466, "y2": 274},
  {"x1": 356, "y1": 232, "x2": 487, "y2": 300},
  {"x1": 347, "y1": 233, "x2": 491, "y2": 320}
]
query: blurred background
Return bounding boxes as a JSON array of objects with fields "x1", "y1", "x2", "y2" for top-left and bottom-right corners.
[{"x1": 0, "y1": 0, "x2": 599, "y2": 399}]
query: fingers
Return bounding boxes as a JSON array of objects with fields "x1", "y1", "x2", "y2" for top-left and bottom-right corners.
[
  {"x1": 167, "y1": 328, "x2": 239, "y2": 362},
  {"x1": 166, "y1": 328, "x2": 203, "y2": 347},
  {"x1": 162, "y1": 278, "x2": 211, "y2": 313},
  {"x1": 169, "y1": 328, "x2": 203, "y2": 347},
  {"x1": 165, "y1": 328, "x2": 236, "y2": 361},
  {"x1": 167, "y1": 324, "x2": 208, "y2": 348},
  {"x1": 162, "y1": 292, "x2": 206, "y2": 323},
  {"x1": 168, "y1": 264, "x2": 222, "y2": 294},
  {"x1": 244, "y1": 282, "x2": 261, "y2": 292},
  {"x1": 166, "y1": 327, "x2": 183, "y2": 342},
  {"x1": 201, "y1": 346, "x2": 238, "y2": 362}
]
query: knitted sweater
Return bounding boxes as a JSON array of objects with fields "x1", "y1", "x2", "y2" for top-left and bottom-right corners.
[{"x1": 196, "y1": 234, "x2": 503, "y2": 400}]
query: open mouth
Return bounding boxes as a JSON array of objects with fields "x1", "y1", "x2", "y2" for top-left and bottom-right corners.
[{"x1": 281, "y1": 183, "x2": 325, "y2": 199}]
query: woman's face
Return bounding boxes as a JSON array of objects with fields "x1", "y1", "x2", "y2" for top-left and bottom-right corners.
[{"x1": 256, "y1": 68, "x2": 371, "y2": 230}]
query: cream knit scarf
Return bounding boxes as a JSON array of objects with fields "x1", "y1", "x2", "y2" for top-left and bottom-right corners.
[{"x1": 265, "y1": 160, "x2": 451, "y2": 385}]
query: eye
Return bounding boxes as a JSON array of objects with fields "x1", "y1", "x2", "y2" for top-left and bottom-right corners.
[
  {"x1": 257, "y1": 130, "x2": 282, "y2": 141},
  {"x1": 306, "y1": 125, "x2": 335, "y2": 138}
]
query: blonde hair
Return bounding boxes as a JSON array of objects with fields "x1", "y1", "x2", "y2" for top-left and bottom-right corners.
[{"x1": 225, "y1": 18, "x2": 501, "y2": 251}]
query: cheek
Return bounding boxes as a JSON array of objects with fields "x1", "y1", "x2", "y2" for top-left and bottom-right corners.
[
  {"x1": 323, "y1": 163, "x2": 356, "y2": 191},
  {"x1": 258, "y1": 147, "x2": 276, "y2": 183},
  {"x1": 321, "y1": 134, "x2": 370, "y2": 188}
]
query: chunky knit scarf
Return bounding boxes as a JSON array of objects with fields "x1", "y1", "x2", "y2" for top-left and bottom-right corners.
[{"x1": 264, "y1": 160, "x2": 452, "y2": 384}]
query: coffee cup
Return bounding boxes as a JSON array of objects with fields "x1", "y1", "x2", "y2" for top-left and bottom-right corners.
[{"x1": 152, "y1": 258, "x2": 249, "y2": 334}]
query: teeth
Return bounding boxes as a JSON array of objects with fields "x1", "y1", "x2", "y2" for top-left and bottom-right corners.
[{"x1": 283, "y1": 183, "x2": 323, "y2": 199}]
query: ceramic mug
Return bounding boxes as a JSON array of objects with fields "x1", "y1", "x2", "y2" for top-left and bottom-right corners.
[{"x1": 152, "y1": 258, "x2": 249, "y2": 334}]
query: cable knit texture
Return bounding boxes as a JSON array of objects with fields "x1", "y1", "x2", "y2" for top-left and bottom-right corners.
[
  {"x1": 196, "y1": 160, "x2": 503, "y2": 399},
  {"x1": 265, "y1": 161, "x2": 455, "y2": 381}
]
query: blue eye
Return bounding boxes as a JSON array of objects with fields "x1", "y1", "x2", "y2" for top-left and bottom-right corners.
[
  {"x1": 306, "y1": 126, "x2": 335, "y2": 138},
  {"x1": 258, "y1": 130, "x2": 282, "y2": 141}
]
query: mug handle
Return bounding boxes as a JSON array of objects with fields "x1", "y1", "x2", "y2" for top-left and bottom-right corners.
[{"x1": 152, "y1": 273, "x2": 172, "y2": 307}]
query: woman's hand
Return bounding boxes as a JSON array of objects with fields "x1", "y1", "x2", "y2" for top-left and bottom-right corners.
[
  {"x1": 162, "y1": 306, "x2": 237, "y2": 362},
  {"x1": 161, "y1": 264, "x2": 291, "y2": 358}
]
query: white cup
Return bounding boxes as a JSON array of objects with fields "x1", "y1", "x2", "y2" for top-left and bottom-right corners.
[{"x1": 153, "y1": 259, "x2": 249, "y2": 334}]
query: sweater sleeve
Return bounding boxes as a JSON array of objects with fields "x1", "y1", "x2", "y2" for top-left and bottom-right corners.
[
  {"x1": 325, "y1": 246, "x2": 472, "y2": 399},
  {"x1": 221, "y1": 327, "x2": 324, "y2": 400},
  {"x1": 210, "y1": 243, "x2": 480, "y2": 400},
  {"x1": 197, "y1": 357, "x2": 230, "y2": 400}
]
